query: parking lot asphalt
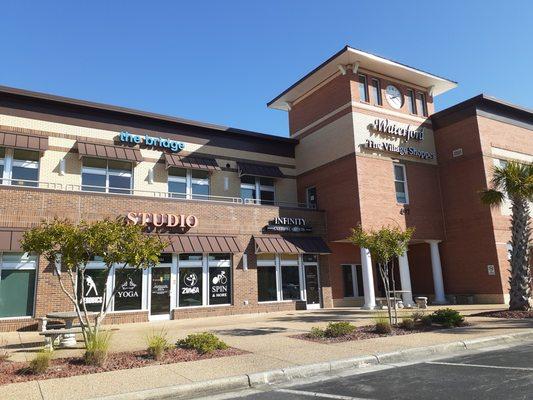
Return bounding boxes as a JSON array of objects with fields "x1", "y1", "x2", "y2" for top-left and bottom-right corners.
[{"x1": 216, "y1": 342, "x2": 533, "y2": 400}]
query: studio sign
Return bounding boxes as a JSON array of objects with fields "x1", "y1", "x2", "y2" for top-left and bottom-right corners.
[
  {"x1": 127, "y1": 212, "x2": 199, "y2": 228},
  {"x1": 119, "y1": 131, "x2": 185, "y2": 152},
  {"x1": 264, "y1": 217, "x2": 312, "y2": 233},
  {"x1": 372, "y1": 119, "x2": 425, "y2": 141}
]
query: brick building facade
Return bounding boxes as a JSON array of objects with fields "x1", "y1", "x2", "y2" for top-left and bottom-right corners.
[{"x1": 0, "y1": 46, "x2": 531, "y2": 331}]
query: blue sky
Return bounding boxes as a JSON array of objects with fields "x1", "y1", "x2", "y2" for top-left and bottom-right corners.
[{"x1": 1, "y1": 1, "x2": 531, "y2": 136}]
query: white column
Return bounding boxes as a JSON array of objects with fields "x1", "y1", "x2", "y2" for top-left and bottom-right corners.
[
  {"x1": 427, "y1": 240, "x2": 447, "y2": 304},
  {"x1": 360, "y1": 247, "x2": 376, "y2": 309},
  {"x1": 398, "y1": 251, "x2": 415, "y2": 307}
]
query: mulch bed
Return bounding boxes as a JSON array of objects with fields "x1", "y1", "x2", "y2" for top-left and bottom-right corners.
[
  {"x1": 292, "y1": 325, "x2": 442, "y2": 344},
  {"x1": 472, "y1": 310, "x2": 533, "y2": 319},
  {"x1": 0, "y1": 347, "x2": 245, "y2": 385}
]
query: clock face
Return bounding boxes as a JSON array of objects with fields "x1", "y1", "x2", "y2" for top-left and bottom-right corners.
[{"x1": 385, "y1": 85, "x2": 403, "y2": 109}]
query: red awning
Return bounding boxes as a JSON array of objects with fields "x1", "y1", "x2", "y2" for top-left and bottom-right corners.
[
  {"x1": 77, "y1": 141, "x2": 143, "y2": 163},
  {"x1": 160, "y1": 235, "x2": 242, "y2": 253},
  {"x1": 0, "y1": 229, "x2": 24, "y2": 252},
  {"x1": 254, "y1": 235, "x2": 330, "y2": 254},
  {"x1": 0, "y1": 131, "x2": 48, "y2": 152},
  {"x1": 164, "y1": 154, "x2": 220, "y2": 171}
]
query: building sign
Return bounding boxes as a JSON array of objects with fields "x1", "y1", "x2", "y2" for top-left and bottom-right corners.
[
  {"x1": 127, "y1": 212, "x2": 199, "y2": 230},
  {"x1": 364, "y1": 118, "x2": 435, "y2": 160},
  {"x1": 264, "y1": 217, "x2": 312, "y2": 233},
  {"x1": 118, "y1": 131, "x2": 185, "y2": 152},
  {"x1": 372, "y1": 119, "x2": 425, "y2": 141},
  {"x1": 209, "y1": 267, "x2": 231, "y2": 305}
]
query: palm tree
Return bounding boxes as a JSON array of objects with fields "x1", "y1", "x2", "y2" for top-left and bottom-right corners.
[{"x1": 480, "y1": 161, "x2": 533, "y2": 311}]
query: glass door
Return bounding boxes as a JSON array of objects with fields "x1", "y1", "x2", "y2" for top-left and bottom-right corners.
[
  {"x1": 304, "y1": 264, "x2": 321, "y2": 309},
  {"x1": 150, "y1": 267, "x2": 171, "y2": 317}
]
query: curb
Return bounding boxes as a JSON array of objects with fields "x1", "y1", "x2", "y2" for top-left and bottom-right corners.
[{"x1": 94, "y1": 330, "x2": 533, "y2": 400}]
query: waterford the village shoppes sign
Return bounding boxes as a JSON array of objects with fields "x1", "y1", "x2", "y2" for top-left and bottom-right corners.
[{"x1": 363, "y1": 118, "x2": 435, "y2": 161}]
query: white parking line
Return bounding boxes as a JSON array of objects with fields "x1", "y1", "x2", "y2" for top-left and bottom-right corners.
[
  {"x1": 427, "y1": 361, "x2": 533, "y2": 372},
  {"x1": 275, "y1": 388, "x2": 375, "y2": 400}
]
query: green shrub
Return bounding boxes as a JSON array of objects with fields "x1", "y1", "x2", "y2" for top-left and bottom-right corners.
[
  {"x1": 177, "y1": 332, "x2": 228, "y2": 354},
  {"x1": 411, "y1": 311, "x2": 425, "y2": 322},
  {"x1": 430, "y1": 308, "x2": 465, "y2": 327},
  {"x1": 28, "y1": 349, "x2": 53, "y2": 374},
  {"x1": 400, "y1": 317, "x2": 415, "y2": 331},
  {"x1": 374, "y1": 321, "x2": 392, "y2": 334},
  {"x1": 308, "y1": 327, "x2": 326, "y2": 338},
  {"x1": 421, "y1": 315, "x2": 433, "y2": 327},
  {"x1": 324, "y1": 322, "x2": 356, "y2": 338},
  {"x1": 146, "y1": 329, "x2": 170, "y2": 360},
  {"x1": 84, "y1": 331, "x2": 112, "y2": 366}
]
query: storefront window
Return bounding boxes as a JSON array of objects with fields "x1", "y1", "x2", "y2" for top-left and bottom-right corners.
[
  {"x1": 114, "y1": 268, "x2": 143, "y2": 311},
  {"x1": 208, "y1": 254, "x2": 231, "y2": 305},
  {"x1": 241, "y1": 176, "x2": 275, "y2": 205},
  {"x1": 257, "y1": 265, "x2": 277, "y2": 302},
  {"x1": 281, "y1": 265, "x2": 300, "y2": 300},
  {"x1": 178, "y1": 267, "x2": 203, "y2": 307},
  {"x1": 0, "y1": 253, "x2": 37, "y2": 318},
  {"x1": 78, "y1": 268, "x2": 107, "y2": 312},
  {"x1": 168, "y1": 168, "x2": 210, "y2": 200},
  {"x1": 82, "y1": 158, "x2": 132, "y2": 194},
  {"x1": 342, "y1": 264, "x2": 364, "y2": 298}
]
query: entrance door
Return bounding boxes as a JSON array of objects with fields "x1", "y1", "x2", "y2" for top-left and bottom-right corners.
[
  {"x1": 150, "y1": 267, "x2": 171, "y2": 317},
  {"x1": 304, "y1": 264, "x2": 321, "y2": 309}
]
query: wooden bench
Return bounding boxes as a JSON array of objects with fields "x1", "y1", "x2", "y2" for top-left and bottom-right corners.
[{"x1": 39, "y1": 328, "x2": 83, "y2": 349}]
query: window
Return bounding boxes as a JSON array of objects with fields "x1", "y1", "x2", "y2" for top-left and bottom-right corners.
[
  {"x1": 114, "y1": 268, "x2": 143, "y2": 311},
  {"x1": 240, "y1": 176, "x2": 275, "y2": 205},
  {"x1": 0, "y1": 253, "x2": 37, "y2": 318},
  {"x1": 358, "y1": 74, "x2": 369, "y2": 102},
  {"x1": 257, "y1": 253, "x2": 315, "y2": 303},
  {"x1": 82, "y1": 158, "x2": 132, "y2": 194},
  {"x1": 406, "y1": 89, "x2": 416, "y2": 114},
  {"x1": 342, "y1": 264, "x2": 364, "y2": 298},
  {"x1": 208, "y1": 254, "x2": 231, "y2": 305},
  {"x1": 416, "y1": 92, "x2": 428, "y2": 117},
  {"x1": 177, "y1": 253, "x2": 232, "y2": 307},
  {"x1": 0, "y1": 148, "x2": 40, "y2": 187},
  {"x1": 168, "y1": 168, "x2": 210, "y2": 200},
  {"x1": 306, "y1": 187, "x2": 318, "y2": 209},
  {"x1": 78, "y1": 267, "x2": 108, "y2": 312},
  {"x1": 257, "y1": 254, "x2": 277, "y2": 302},
  {"x1": 371, "y1": 78, "x2": 382, "y2": 106},
  {"x1": 394, "y1": 164, "x2": 409, "y2": 204}
]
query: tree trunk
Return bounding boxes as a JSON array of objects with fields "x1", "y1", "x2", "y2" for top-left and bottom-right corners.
[{"x1": 509, "y1": 197, "x2": 531, "y2": 311}]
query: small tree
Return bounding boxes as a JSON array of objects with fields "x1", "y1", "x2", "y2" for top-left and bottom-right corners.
[
  {"x1": 348, "y1": 225, "x2": 414, "y2": 325},
  {"x1": 22, "y1": 218, "x2": 166, "y2": 345},
  {"x1": 480, "y1": 161, "x2": 532, "y2": 311}
]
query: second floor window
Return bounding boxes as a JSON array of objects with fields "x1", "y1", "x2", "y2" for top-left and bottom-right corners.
[
  {"x1": 81, "y1": 158, "x2": 132, "y2": 194},
  {"x1": 370, "y1": 78, "x2": 382, "y2": 106},
  {"x1": 0, "y1": 147, "x2": 39, "y2": 187},
  {"x1": 394, "y1": 164, "x2": 409, "y2": 204},
  {"x1": 358, "y1": 74, "x2": 369, "y2": 102},
  {"x1": 240, "y1": 176, "x2": 275, "y2": 205},
  {"x1": 416, "y1": 92, "x2": 428, "y2": 117},
  {"x1": 168, "y1": 168, "x2": 210, "y2": 199},
  {"x1": 407, "y1": 89, "x2": 416, "y2": 114}
]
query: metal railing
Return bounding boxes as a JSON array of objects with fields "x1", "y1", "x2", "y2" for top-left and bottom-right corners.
[{"x1": 0, "y1": 179, "x2": 317, "y2": 210}]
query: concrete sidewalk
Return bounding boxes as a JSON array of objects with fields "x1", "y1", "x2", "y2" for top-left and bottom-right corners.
[{"x1": 1, "y1": 305, "x2": 532, "y2": 399}]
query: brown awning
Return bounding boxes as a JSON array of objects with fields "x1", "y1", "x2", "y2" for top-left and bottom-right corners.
[
  {"x1": 0, "y1": 131, "x2": 48, "y2": 152},
  {"x1": 164, "y1": 154, "x2": 220, "y2": 171},
  {"x1": 77, "y1": 141, "x2": 143, "y2": 163},
  {"x1": 237, "y1": 162, "x2": 283, "y2": 178},
  {"x1": 254, "y1": 235, "x2": 331, "y2": 254},
  {"x1": 160, "y1": 235, "x2": 242, "y2": 253},
  {"x1": 0, "y1": 229, "x2": 24, "y2": 252}
]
